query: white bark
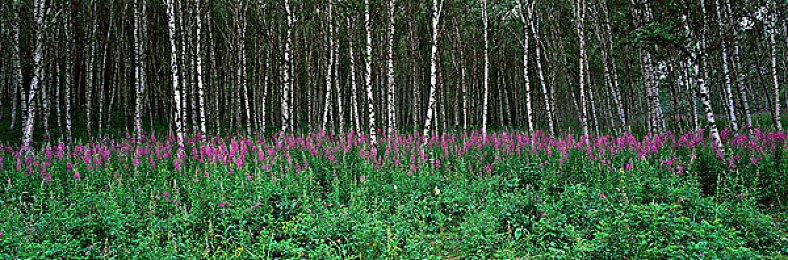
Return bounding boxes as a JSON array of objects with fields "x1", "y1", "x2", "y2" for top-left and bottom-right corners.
[
  {"x1": 714, "y1": 0, "x2": 738, "y2": 131},
  {"x1": 65, "y1": 19, "x2": 73, "y2": 142},
  {"x1": 22, "y1": 0, "x2": 45, "y2": 150},
  {"x1": 529, "y1": 7, "x2": 555, "y2": 137},
  {"x1": 725, "y1": 0, "x2": 751, "y2": 131},
  {"x1": 348, "y1": 17, "x2": 361, "y2": 133},
  {"x1": 576, "y1": 0, "x2": 589, "y2": 137},
  {"x1": 423, "y1": 0, "x2": 443, "y2": 141},
  {"x1": 237, "y1": 3, "x2": 251, "y2": 135},
  {"x1": 387, "y1": 0, "x2": 397, "y2": 135},
  {"x1": 197, "y1": 0, "x2": 206, "y2": 137},
  {"x1": 282, "y1": 0, "x2": 293, "y2": 134},
  {"x1": 86, "y1": 0, "x2": 97, "y2": 138},
  {"x1": 365, "y1": 0, "x2": 377, "y2": 144},
  {"x1": 516, "y1": 0, "x2": 534, "y2": 133},
  {"x1": 480, "y1": 0, "x2": 489, "y2": 138},
  {"x1": 135, "y1": 0, "x2": 147, "y2": 139},
  {"x1": 769, "y1": 0, "x2": 782, "y2": 130},
  {"x1": 166, "y1": 0, "x2": 185, "y2": 149},
  {"x1": 10, "y1": 0, "x2": 22, "y2": 130},
  {"x1": 335, "y1": 18, "x2": 344, "y2": 133},
  {"x1": 699, "y1": 0, "x2": 723, "y2": 147},
  {"x1": 596, "y1": 0, "x2": 625, "y2": 129},
  {"x1": 322, "y1": 0, "x2": 334, "y2": 132}
]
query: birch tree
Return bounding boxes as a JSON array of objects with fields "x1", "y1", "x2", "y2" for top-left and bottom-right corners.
[
  {"x1": 197, "y1": 0, "x2": 207, "y2": 137},
  {"x1": 365, "y1": 0, "x2": 377, "y2": 144},
  {"x1": 480, "y1": 0, "x2": 489, "y2": 138},
  {"x1": 714, "y1": 0, "x2": 738, "y2": 131},
  {"x1": 724, "y1": 0, "x2": 752, "y2": 131},
  {"x1": 698, "y1": 0, "x2": 723, "y2": 147},
  {"x1": 10, "y1": 0, "x2": 22, "y2": 130},
  {"x1": 166, "y1": 0, "x2": 185, "y2": 149},
  {"x1": 387, "y1": 0, "x2": 397, "y2": 135},
  {"x1": 576, "y1": 0, "x2": 590, "y2": 137},
  {"x1": 348, "y1": 17, "x2": 361, "y2": 134},
  {"x1": 281, "y1": 0, "x2": 293, "y2": 134},
  {"x1": 322, "y1": 0, "x2": 334, "y2": 132},
  {"x1": 135, "y1": 0, "x2": 147, "y2": 139},
  {"x1": 515, "y1": 0, "x2": 534, "y2": 133},
  {"x1": 22, "y1": 0, "x2": 45, "y2": 150},
  {"x1": 529, "y1": 5, "x2": 555, "y2": 137},
  {"x1": 769, "y1": 0, "x2": 782, "y2": 130}
]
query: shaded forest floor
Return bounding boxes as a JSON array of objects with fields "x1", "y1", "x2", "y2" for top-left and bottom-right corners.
[{"x1": 1, "y1": 129, "x2": 788, "y2": 258}]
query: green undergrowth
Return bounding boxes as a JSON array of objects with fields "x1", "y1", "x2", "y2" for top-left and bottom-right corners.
[{"x1": 1, "y1": 146, "x2": 787, "y2": 259}]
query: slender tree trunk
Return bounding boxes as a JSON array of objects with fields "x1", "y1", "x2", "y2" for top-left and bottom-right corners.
[
  {"x1": 348, "y1": 17, "x2": 361, "y2": 134},
  {"x1": 281, "y1": 0, "x2": 293, "y2": 134},
  {"x1": 365, "y1": 0, "x2": 377, "y2": 143},
  {"x1": 594, "y1": 0, "x2": 625, "y2": 130},
  {"x1": 769, "y1": 0, "x2": 782, "y2": 130},
  {"x1": 576, "y1": 0, "x2": 589, "y2": 137},
  {"x1": 238, "y1": 4, "x2": 251, "y2": 135},
  {"x1": 387, "y1": 0, "x2": 397, "y2": 135},
  {"x1": 516, "y1": 0, "x2": 534, "y2": 133},
  {"x1": 698, "y1": 0, "x2": 723, "y2": 147},
  {"x1": 724, "y1": 0, "x2": 751, "y2": 131},
  {"x1": 335, "y1": 19, "x2": 344, "y2": 133},
  {"x1": 197, "y1": 0, "x2": 206, "y2": 138},
  {"x1": 480, "y1": 0, "x2": 489, "y2": 138},
  {"x1": 22, "y1": 0, "x2": 45, "y2": 150},
  {"x1": 166, "y1": 0, "x2": 185, "y2": 149},
  {"x1": 65, "y1": 18, "x2": 73, "y2": 142},
  {"x1": 529, "y1": 9, "x2": 554, "y2": 137},
  {"x1": 322, "y1": 0, "x2": 334, "y2": 132},
  {"x1": 423, "y1": 0, "x2": 442, "y2": 141},
  {"x1": 135, "y1": 0, "x2": 147, "y2": 139},
  {"x1": 11, "y1": 0, "x2": 22, "y2": 130},
  {"x1": 714, "y1": 0, "x2": 739, "y2": 131}
]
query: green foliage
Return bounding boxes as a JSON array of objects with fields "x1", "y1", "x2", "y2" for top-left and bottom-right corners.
[{"x1": 1, "y1": 137, "x2": 787, "y2": 258}]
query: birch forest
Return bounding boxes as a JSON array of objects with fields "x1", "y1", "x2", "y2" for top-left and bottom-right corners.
[
  {"x1": 0, "y1": 0, "x2": 785, "y2": 145},
  {"x1": 4, "y1": 0, "x2": 788, "y2": 258}
]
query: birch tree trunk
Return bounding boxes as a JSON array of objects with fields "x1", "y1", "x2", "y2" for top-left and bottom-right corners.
[
  {"x1": 65, "y1": 19, "x2": 73, "y2": 142},
  {"x1": 86, "y1": 0, "x2": 97, "y2": 138},
  {"x1": 365, "y1": 0, "x2": 377, "y2": 144},
  {"x1": 166, "y1": 0, "x2": 185, "y2": 149},
  {"x1": 348, "y1": 17, "x2": 361, "y2": 134},
  {"x1": 480, "y1": 0, "x2": 489, "y2": 138},
  {"x1": 422, "y1": 0, "x2": 442, "y2": 141},
  {"x1": 322, "y1": 0, "x2": 334, "y2": 132},
  {"x1": 10, "y1": 0, "x2": 22, "y2": 130},
  {"x1": 769, "y1": 0, "x2": 782, "y2": 130},
  {"x1": 281, "y1": 0, "x2": 293, "y2": 134},
  {"x1": 236, "y1": 3, "x2": 251, "y2": 135},
  {"x1": 22, "y1": 0, "x2": 45, "y2": 150},
  {"x1": 595, "y1": 0, "x2": 625, "y2": 130},
  {"x1": 135, "y1": 0, "x2": 147, "y2": 139},
  {"x1": 714, "y1": 0, "x2": 739, "y2": 131},
  {"x1": 516, "y1": 0, "x2": 533, "y2": 133},
  {"x1": 387, "y1": 0, "x2": 397, "y2": 135},
  {"x1": 698, "y1": 0, "x2": 723, "y2": 147},
  {"x1": 197, "y1": 0, "x2": 206, "y2": 137},
  {"x1": 725, "y1": 0, "x2": 752, "y2": 131},
  {"x1": 576, "y1": 0, "x2": 590, "y2": 137},
  {"x1": 529, "y1": 7, "x2": 555, "y2": 137},
  {"x1": 335, "y1": 18, "x2": 344, "y2": 133}
]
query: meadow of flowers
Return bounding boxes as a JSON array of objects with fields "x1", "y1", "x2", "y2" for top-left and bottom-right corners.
[{"x1": 1, "y1": 128, "x2": 787, "y2": 258}]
